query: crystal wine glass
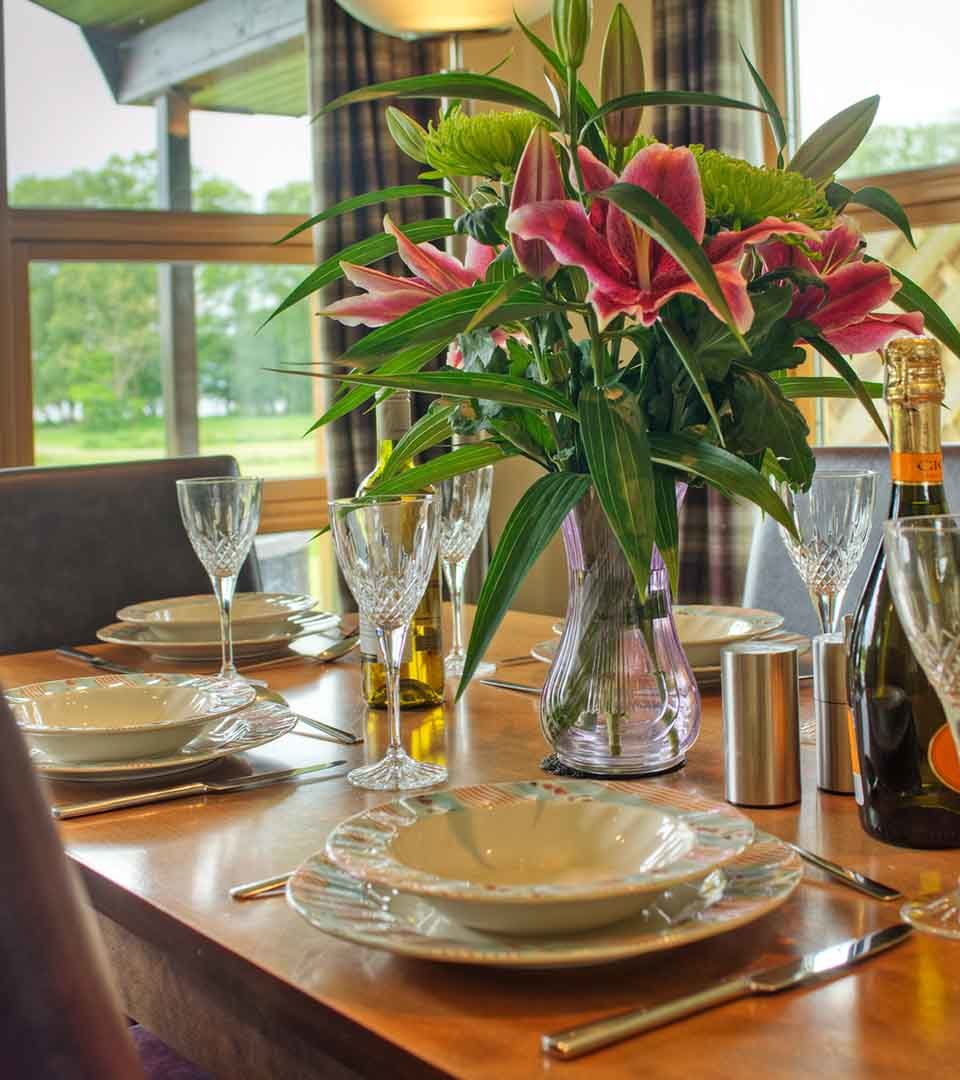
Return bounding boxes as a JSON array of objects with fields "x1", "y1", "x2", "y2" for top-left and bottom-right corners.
[
  {"x1": 439, "y1": 465, "x2": 495, "y2": 679},
  {"x1": 778, "y1": 469, "x2": 877, "y2": 634},
  {"x1": 176, "y1": 476, "x2": 263, "y2": 682},
  {"x1": 885, "y1": 514, "x2": 960, "y2": 938},
  {"x1": 329, "y1": 494, "x2": 446, "y2": 791}
]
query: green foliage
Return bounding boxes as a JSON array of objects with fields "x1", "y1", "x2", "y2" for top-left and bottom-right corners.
[{"x1": 422, "y1": 107, "x2": 542, "y2": 181}]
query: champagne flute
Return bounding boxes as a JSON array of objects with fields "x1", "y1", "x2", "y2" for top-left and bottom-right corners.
[
  {"x1": 176, "y1": 477, "x2": 263, "y2": 682},
  {"x1": 439, "y1": 465, "x2": 494, "y2": 679},
  {"x1": 884, "y1": 514, "x2": 960, "y2": 938},
  {"x1": 777, "y1": 469, "x2": 877, "y2": 634},
  {"x1": 329, "y1": 494, "x2": 446, "y2": 791}
]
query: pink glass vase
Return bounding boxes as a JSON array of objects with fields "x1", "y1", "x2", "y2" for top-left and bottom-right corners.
[{"x1": 540, "y1": 486, "x2": 700, "y2": 775}]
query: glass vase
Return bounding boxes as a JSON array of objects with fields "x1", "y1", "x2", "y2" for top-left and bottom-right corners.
[{"x1": 540, "y1": 487, "x2": 700, "y2": 775}]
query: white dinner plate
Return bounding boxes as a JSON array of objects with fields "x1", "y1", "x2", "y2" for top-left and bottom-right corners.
[
  {"x1": 30, "y1": 699, "x2": 297, "y2": 782},
  {"x1": 288, "y1": 832, "x2": 801, "y2": 969},
  {"x1": 117, "y1": 592, "x2": 319, "y2": 640}
]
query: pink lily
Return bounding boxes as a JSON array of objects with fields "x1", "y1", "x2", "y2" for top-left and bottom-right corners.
[
  {"x1": 758, "y1": 218, "x2": 923, "y2": 352},
  {"x1": 506, "y1": 142, "x2": 818, "y2": 331},
  {"x1": 509, "y1": 126, "x2": 565, "y2": 280}
]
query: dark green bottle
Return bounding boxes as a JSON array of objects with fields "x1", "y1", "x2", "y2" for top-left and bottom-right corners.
[{"x1": 849, "y1": 336, "x2": 960, "y2": 847}]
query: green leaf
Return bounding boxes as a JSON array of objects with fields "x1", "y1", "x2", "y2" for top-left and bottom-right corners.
[
  {"x1": 775, "y1": 376, "x2": 883, "y2": 400},
  {"x1": 274, "y1": 184, "x2": 446, "y2": 245},
  {"x1": 739, "y1": 45, "x2": 787, "y2": 164},
  {"x1": 660, "y1": 317, "x2": 724, "y2": 443},
  {"x1": 845, "y1": 186, "x2": 915, "y2": 248},
  {"x1": 788, "y1": 95, "x2": 879, "y2": 184},
  {"x1": 727, "y1": 371, "x2": 815, "y2": 489},
  {"x1": 582, "y1": 90, "x2": 765, "y2": 139},
  {"x1": 379, "y1": 404, "x2": 457, "y2": 480},
  {"x1": 262, "y1": 218, "x2": 454, "y2": 327},
  {"x1": 807, "y1": 333, "x2": 887, "y2": 440},
  {"x1": 579, "y1": 384, "x2": 657, "y2": 599},
  {"x1": 464, "y1": 275, "x2": 531, "y2": 333},
  {"x1": 286, "y1": 368, "x2": 579, "y2": 419},
  {"x1": 366, "y1": 443, "x2": 513, "y2": 497},
  {"x1": 649, "y1": 432, "x2": 797, "y2": 538},
  {"x1": 457, "y1": 471, "x2": 592, "y2": 696},
  {"x1": 883, "y1": 261, "x2": 960, "y2": 361},
  {"x1": 340, "y1": 282, "x2": 556, "y2": 361},
  {"x1": 653, "y1": 466, "x2": 680, "y2": 597},
  {"x1": 315, "y1": 72, "x2": 558, "y2": 125},
  {"x1": 601, "y1": 183, "x2": 750, "y2": 351},
  {"x1": 825, "y1": 181, "x2": 853, "y2": 211}
]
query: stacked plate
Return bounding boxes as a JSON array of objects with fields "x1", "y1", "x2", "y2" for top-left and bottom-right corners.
[
  {"x1": 96, "y1": 592, "x2": 340, "y2": 663},
  {"x1": 287, "y1": 780, "x2": 802, "y2": 969},
  {"x1": 8, "y1": 672, "x2": 298, "y2": 783}
]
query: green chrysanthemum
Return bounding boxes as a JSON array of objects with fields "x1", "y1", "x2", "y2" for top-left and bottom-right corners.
[
  {"x1": 690, "y1": 146, "x2": 836, "y2": 232},
  {"x1": 605, "y1": 130, "x2": 659, "y2": 161},
  {"x1": 422, "y1": 108, "x2": 542, "y2": 181}
]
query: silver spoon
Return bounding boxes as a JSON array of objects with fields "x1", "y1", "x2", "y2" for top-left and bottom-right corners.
[{"x1": 241, "y1": 633, "x2": 359, "y2": 671}]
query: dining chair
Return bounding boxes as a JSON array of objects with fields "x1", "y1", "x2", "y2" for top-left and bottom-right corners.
[
  {"x1": 0, "y1": 456, "x2": 262, "y2": 654},
  {"x1": 743, "y1": 444, "x2": 960, "y2": 636}
]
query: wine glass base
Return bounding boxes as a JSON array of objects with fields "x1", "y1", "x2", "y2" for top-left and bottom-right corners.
[
  {"x1": 444, "y1": 655, "x2": 495, "y2": 679},
  {"x1": 348, "y1": 747, "x2": 447, "y2": 792},
  {"x1": 900, "y1": 889, "x2": 960, "y2": 939}
]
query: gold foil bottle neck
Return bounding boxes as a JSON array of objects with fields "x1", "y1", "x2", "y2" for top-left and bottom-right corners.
[{"x1": 884, "y1": 336, "x2": 944, "y2": 404}]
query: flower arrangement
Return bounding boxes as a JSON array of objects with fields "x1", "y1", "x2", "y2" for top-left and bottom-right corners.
[{"x1": 270, "y1": 0, "x2": 957, "y2": 694}]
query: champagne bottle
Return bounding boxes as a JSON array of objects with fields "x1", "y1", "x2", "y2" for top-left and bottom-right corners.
[
  {"x1": 356, "y1": 392, "x2": 444, "y2": 709},
  {"x1": 849, "y1": 336, "x2": 960, "y2": 847}
]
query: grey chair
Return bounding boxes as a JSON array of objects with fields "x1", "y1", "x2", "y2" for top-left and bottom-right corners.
[
  {"x1": 0, "y1": 456, "x2": 262, "y2": 654},
  {"x1": 743, "y1": 444, "x2": 960, "y2": 637}
]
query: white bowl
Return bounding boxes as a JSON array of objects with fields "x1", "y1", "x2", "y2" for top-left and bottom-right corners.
[
  {"x1": 324, "y1": 781, "x2": 754, "y2": 935},
  {"x1": 7, "y1": 674, "x2": 255, "y2": 764},
  {"x1": 117, "y1": 593, "x2": 319, "y2": 641},
  {"x1": 674, "y1": 605, "x2": 784, "y2": 667}
]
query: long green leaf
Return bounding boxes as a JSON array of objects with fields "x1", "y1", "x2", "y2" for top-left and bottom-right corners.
[
  {"x1": 649, "y1": 433, "x2": 797, "y2": 538},
  {"x1": 464, "y1": 275, "x2": 532, "y2": 333},
  {"x1": 341, "y1": 282, "x2": 556, "y2": 361},
  {"x1": 808, "y1": 333, "x2": 887, "y2": 440},
  {"x1": 601, "y1": 183, "x2": 749, "y2": 351},
  {"x1": 739, "y1": 45, "x2": 787, "y2": 165},
  {"x1": 578, "y1": 384, "x2": 657, "y2": 599},
  {"x1": 581, "y1": 90, "x2": 765, "y2": 138},
  {"x1": 281, "y1": 368, "x2": 579, "y2": 419},
  {"x1": 315, "y1": 73, "x2": 558, "y2": 124},
  {"x1": 379, "y1": 405, "x2": 457, "y2": 480},
  {"x1": 660, "y1": 317, "x2": 724, "y2": 443},
  {"x1": 775, "y1": 376, "x2": 883, "y2": 400},
  {"x1": 653, "y1": 466, "x2": 680, "y2": 598},
  {"x1": 788, "y1": 96, "x2": 879, "y2": 184},
  {"x1": 275, "y1": 184, "x2": 447, "y2": 245},
  {"x1": 457, "y1": 471, "x2": 592, "y2": 696},
  {"x1": 880, "y1": 260, "x2": 960, "y2": 361},
  {"x1": 846, "y1": 186, "x2": 915, "y2": 248},
  {"x1": 366, "y1": 443, "x2": 513, "y2": 496},
  {"x1": 262, "y1": 218, "x2": 454, "y2": 327}
]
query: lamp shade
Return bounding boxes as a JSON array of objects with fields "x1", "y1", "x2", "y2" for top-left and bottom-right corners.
[{"x1": 335, "y1": 0, "x2": 551, "y2": 39}]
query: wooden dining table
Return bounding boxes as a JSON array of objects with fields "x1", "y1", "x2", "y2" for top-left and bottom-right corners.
[{"x1": 3, "y1": 608, "x2": 959, "y2": 1079}]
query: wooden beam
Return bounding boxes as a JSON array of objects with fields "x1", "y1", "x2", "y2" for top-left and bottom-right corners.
[{"x1": 115, "y1": 0, "x2": 306, "y2": 106}]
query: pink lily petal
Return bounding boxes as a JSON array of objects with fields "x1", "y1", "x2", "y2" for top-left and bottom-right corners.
[
  {"x1": 707, "y1": 217, "x2": 818, "y2": 265},
  {"x1": 340, "y1": 261, "x2": 437, "y2": 300},
  {"x1": 319, "y1": 289, "x2": 428, "y2": 327},
  {"x1": 806, "y1": 261, "x2": 900, "y2": 336},
  {"x1": 822, "y1": 310, "x2": 924, "y2": 353},
  {"x1": 811, "y1": 217, "x2": 864, "y2": 274},
  {"x1": 574, "y1": 145, "x2": 618, "y2": 193},
  {"x1": 510, "y1": 126, "x2": 565, "y2": 280},
  {"x1": 464, "y1": 238, "x2": 498, "y2": 279},
  {"x1": 383, "y1": 215, "x2": 476, "y2": 293},
  {"x1": 758, "y1": 237, "x2": 818, "y2": 277}
]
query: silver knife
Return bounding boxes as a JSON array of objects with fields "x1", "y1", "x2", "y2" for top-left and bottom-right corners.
[
  {"x1": 478, "y1": 678, "x2": 542, "y2": 695},
  {"x1": 785, "y1": 841, "x2": 902, "y2": 901},
  {"x1": 51, "y1": 760, "x2": 347, "y2": 820},
  {"x1": 542, "y1": 923, "x2": 912, "y2": 1059},
  {"x1": 56, "y1": 646, "x2": 136, "y2": 674}
]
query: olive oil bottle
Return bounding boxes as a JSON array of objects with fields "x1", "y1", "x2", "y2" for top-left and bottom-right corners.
[
  {"x1": 849, "y1": 336, "x2": 960, "y2": 847},
  {"x1": 357, "y1": 392, "x2": 444, "y2": 709}
]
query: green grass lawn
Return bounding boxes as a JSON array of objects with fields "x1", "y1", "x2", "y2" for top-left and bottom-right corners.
[{"x1": 34, "y1": 414, "x2": 320, "y2": 477}]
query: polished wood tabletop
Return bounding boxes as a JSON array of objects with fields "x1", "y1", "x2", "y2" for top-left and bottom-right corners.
[{"x1": 3, "y1": 610, "x2": 959, "y2": 1079}]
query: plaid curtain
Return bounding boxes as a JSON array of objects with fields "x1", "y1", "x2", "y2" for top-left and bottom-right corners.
[{"x1": 653, "y1": 0, "x2": 761, "y2": 605}]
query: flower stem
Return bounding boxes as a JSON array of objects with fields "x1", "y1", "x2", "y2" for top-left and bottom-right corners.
[{"x1": 566, "y1": 65, "x2": 587, "y2": 210}]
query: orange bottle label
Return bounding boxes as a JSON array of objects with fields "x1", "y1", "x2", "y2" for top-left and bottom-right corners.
[
  {"x1": 890, "y1": 451, "x2": 943, "y2": 483},
  {"x1": 847, "y1": 708, "x2": 861, "y2": 777},
  {"x1": 928, "y1": 724, "x2": 960, "y2": 795}
]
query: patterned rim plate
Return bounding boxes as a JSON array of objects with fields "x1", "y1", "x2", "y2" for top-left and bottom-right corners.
[
  {"x1": 30, "y1": 699, "x2": 297, "y2": 782},
  {"x1": 117, "y1": 592, "x2": 317, "y2": 627},
  {"x1": 288, "y1": 832, "x2": 801, "y2": 969},
  {"x1": 324, "y1": 781, "x2": 755, "y2": 906},
  {"x1": 96, "y1": 619, "x2": 340, "y2": 663}
]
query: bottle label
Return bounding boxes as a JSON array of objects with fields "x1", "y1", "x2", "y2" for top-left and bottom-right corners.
[
  {"x1": 928, "y1": 723, "x2": 960, "y2": 795},
  {"x1": 847, "y1": 708, "x2": 864, "y2": 806},
  {"x1": 891, "y1": 451, "x2": 943, "y2": 484}
]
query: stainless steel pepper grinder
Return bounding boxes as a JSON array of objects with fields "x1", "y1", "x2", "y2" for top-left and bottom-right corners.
[{"x1": 813, "y1": 632, "x2": 854, "y2": 794}]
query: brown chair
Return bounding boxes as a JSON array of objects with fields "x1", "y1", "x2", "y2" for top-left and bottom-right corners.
[{"x1": 0, "y1": 456, "x2": 262, "y2": 654}]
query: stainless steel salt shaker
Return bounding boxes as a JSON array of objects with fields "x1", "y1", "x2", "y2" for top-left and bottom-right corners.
[
  {"x1": 721, "y1": 642, "x2": 801, "y2": 807},
  {"x1": 813, "y1": 632, "x2": 854, "y2": 794}
]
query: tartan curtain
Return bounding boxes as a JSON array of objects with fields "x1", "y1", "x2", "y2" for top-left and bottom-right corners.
[{"x1": 653, "y1": 0, "x2": 761, "y2": 605}]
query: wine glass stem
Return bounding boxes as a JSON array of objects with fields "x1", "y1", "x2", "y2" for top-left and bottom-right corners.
[
  {"x1": 212, "y1": 574, "x2": 238, "y2": 679},
  {"x1": 812, "y1": 589, "x2": 841, "y2": 635},
  {"x1": 378, "y1": 625, "x2": 408, "y2": 753},
  {"x1": 443, "y1": 559, "x2": 467, "y2": 660}
]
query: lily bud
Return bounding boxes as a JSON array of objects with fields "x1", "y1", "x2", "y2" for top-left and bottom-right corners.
[
  {"x1": 385, "y1": 107, "x2": 430, "y2": 164},
  {"x1": 552, "y1": 0, "x2": 592, "y2": 69},
  {"x1": 600, "y1": 4, "x2": 644, "y2": 147},
  {"x1": 508, "y1": 127, "x2": 565, "y2": 281}
]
